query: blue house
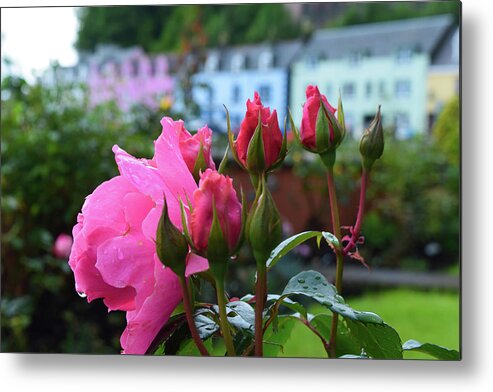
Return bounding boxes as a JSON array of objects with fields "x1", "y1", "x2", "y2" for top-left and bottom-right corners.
[{"x1": 192, "y1": 40, "x2": 303, "y2": 133}]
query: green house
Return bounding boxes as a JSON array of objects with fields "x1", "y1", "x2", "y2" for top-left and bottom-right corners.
[{"x1": 290, "y1": 15, "x2": 456, "y2": 139}]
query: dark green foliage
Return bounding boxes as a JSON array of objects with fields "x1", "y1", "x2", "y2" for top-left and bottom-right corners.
[
  {"x1": 328, "y1": 1, "x2": 460, "y2": 28},
  {"x1": 76, "y1": 4, "x2": 301, "y2": 53},
  {"x1": 0, "y1": 73, "x2": 159, "y2": 353},
  {"x1": 290, "y1": 120, "x2": 459, "y2": 270}
]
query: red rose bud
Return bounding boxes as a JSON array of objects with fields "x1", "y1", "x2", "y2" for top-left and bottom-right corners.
[
  {"x1": 156, "y1": 198, "x2": 189, "y2": 276},
  {"x1": 299, "y1": 85, "x2": 344, "y2": 155},
  {"x1": 247, "y1": 178, "x2": 282, "y2": 264},
  {"x1": 231, "y1": 92, "x2": 285, "y2": 174},
  {"x1": 190, "y1": 169, "x2": 243, "y2": 261},
  {"x1": 359, "y1": 106, "x2": 384, "y2": 171},
  {"x1": 179, "y1": 124, "x2": 216, "y2": 181}
]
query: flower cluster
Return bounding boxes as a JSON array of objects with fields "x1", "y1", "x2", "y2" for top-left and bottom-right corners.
[
  {"x1": 69, "y1": 117, "x2": 215, "y2": 354},
  {"x1": 69, "y1": 87, "x2": 385, "y2": 356}
]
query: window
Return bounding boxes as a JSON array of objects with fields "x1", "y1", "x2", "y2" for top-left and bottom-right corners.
[
  {"x1": 395, "y1": 80, "x2": 411, "y2": 98},
  {"x1": 205, "y1": 54, "x2": 220, "y2": 72},
  {"x1": 231, "y1": 54, "x2": 245, "y2": 72},
  {"x1": 379, "y1": 81, "x2": 386, "y2": 97},
  {"x1": 396, "y1": 48, "x2": 413, "y2": 64},
  {"x1": 348, "y1": 51, "x2": 362, "y2": 66},
  {"x1": 395, "y1": 113, "x2": 411, "y2": 139},
  {"x1": 365, "y1": 82, "x2": 372, "y2": 97},
  {"x1": 258, "y1": 85, "x2": 271, "y2": 103},
  {"x1": 258, "y1": 51, "x2": 274, "y2": 69},
  {"x1": 232, "y1": 84, "x2": 241, "y2": 104},
  {"x1": 342, "y1": 83, "x2": 355, "y2": 99}
]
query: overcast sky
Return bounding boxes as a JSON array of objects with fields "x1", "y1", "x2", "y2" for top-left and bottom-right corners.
[{"x1": 1, "y1": 7, "x2": 79, "y2": 81}]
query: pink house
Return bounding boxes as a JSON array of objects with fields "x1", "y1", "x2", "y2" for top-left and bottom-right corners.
[{"x1": 87, "y1": 46, "x2": 174, "y2": 111}]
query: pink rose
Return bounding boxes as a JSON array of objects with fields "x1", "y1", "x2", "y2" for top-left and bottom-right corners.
[
  {"x1": 300, "y1": 85, "x2": 337, "y2": 150},
  {"x1": 178, "y1": 123, "x2": 215, "y2": 174},
  {"x1": 190, "y1": 169, "x2": 242, "y2": 254},
  {"x1": 69, "y1": 117, "x2": 209, "y2": 354},
  {"x1": 53, "y1": 233, "x2": 73, "y2": 259},
  {"x1": 235, "y1": 91, "x2": 283, "y2": 170}
]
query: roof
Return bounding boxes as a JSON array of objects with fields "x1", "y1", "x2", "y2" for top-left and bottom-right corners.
[
  {"x1": 202, "y1": 39, "x2": 304, "y2": 72},
  {"x1": 303, "y1": 14, "x2": 456, "y2": 60}
]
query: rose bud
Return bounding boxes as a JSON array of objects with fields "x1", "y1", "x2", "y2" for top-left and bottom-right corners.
[
  {"x1": 178, "y1": 124, "x2": 216, "y2": 182},
  {"x1": 156, "y1": 198, "x2": 189, "y2": 276},
  {"x1": 247, "y1": 179, "x2": 282, "y2": 265},
  {"x1": 189, "y1": 169, "x2": 244, "y2": 272},
  {"x1": 53, "y1": 233, "x2": 73, "y2": 259},
  {"x1": 229, "y1": 92, "x2": 286, "y2": 175},
  {"x1": 359, "y1": 105, "x2": 384, "y2": 171},
  {"x1": 295, "y1": 85, "x2": 345, "y2": 167}
]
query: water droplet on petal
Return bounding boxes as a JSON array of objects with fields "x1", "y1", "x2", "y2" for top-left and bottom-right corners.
[{"x1": 77, "y1": 291, "x2": 87, "y2": 298}]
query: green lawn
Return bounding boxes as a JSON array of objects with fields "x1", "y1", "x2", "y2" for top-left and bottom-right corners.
[{"x1": 278, "y1": 288, "x2": 460, "y2": 359}]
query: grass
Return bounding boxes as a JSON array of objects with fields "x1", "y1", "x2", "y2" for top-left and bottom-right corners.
[{"x1": 278, "y1": 288, "x2": 460, "y2": 359}]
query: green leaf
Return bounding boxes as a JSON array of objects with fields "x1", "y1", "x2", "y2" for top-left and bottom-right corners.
[
  {"x1": 277, "y1": 270, "x2": 403, "y2": 359},
  {"x1": 233, "y1": 328, "x2": 254, "y2": 356},
  {"x1": 281, "y1": 270, "x2": 383, "y2": 323},
  {"x1": 263, "y1": 316, "x2": 297, "y2": 357},
  {"x1": 309, "y1": 313, "x2": 360, "y2": 357},
  {"x1": 265, "y1": 294, "x2": 307, "y2": 319},
  {"x1": 224, "y1": 301, "x2": 255, "y2": 332},
  {"x1": 266, "y1": 231, "x2": 323, "y2": 270},
  {"x1": 345, "y1": 319, "x2": 403, "y2": 359},
  {"x1": 194, "y1": 309, "x2": 220, "y2": 340},
  {"x1": 402, "y1": 339, "x2": 460, "y2": 360},
  {"x1": 176, "y1": 337, "x2": 215, "y2": 357}
]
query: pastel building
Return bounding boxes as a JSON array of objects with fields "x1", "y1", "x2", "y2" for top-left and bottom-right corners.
[
  {"x1": 427, "y1": 26, "x2": 459, "y2": 129},
  {"x1": 191, "y1": 40, "x2": 303, "y2": 133},
  {"x1": 84, "y1": 45, "x2": 174, "y2": 111},
  {"x1": 290, "y1": 15, "x2": 457, "y2": 139}
]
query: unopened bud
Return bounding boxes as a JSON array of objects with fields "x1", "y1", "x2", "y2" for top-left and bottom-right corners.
[
  {"x1": 156, "y1": 199, "x2": 189, "y2": 276},
  {"x1": 247, "y1": 179, "x2": 282, "y2": 265},
  {"x1": 359, "y1": 106, "x2": 384, "y2": 171}
]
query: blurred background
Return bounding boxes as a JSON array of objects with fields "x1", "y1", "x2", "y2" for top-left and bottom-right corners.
[{"x1": 1, "y1": 1, "x2": 460, "y2": 357}]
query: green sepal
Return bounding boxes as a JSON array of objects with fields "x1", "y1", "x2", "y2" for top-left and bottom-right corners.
[
  {"x1": 322, "y1": 101, "x2": 344, "y2": 149},
  {"x1": 218, "y1": 143, "x2": 229, "y2": 174},
  {"x1": 156, "y1": 198, "x2": 188, "y2": 277},
  {"x1": 231, "y1": 187, "x2": 248, "y2": 255},
  {"x1": 269, "y1": 115, "x2": 288, "y2": 172},
  {"x1": 191, "y1": 141, "x2": 207, "y2": 183},
  {"x1": 319, "y1": 150, "x2": 336, "y2": 170},
  {"x1": 224, "y1": 105, "x2": 245, "y2": 170},
  {"x1": 337, "y1": 91, "x2": 346, "y2": 140},
  {"x1": 315, "y1": 100, "x2": 330, "y2": 153},
  {"x1": 207, "y1": 196, "x2": 230, "y2": 279},
  {"x1": 179, "y1": 199, "x2": 195, "y2": 251},
  {"x1": 246, "y1": 111, "x2": 266, "y2": 174}
]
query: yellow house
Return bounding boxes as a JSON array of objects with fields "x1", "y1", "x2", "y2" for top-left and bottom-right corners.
[{"x1": 427, "y1": 27, "x2": 459, "y2": 129}]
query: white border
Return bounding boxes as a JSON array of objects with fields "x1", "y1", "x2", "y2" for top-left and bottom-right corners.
[{"x1": 2, "y1": 0, "x2": 492, "y2": 391}]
